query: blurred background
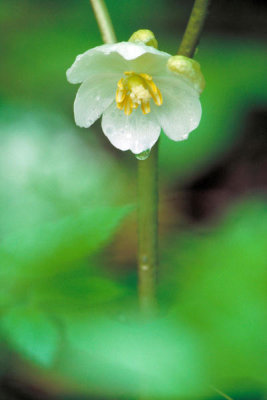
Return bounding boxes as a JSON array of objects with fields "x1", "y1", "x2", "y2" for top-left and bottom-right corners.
[{"x1": 0, "y1": 0, "x2": 266, "y2": 399}]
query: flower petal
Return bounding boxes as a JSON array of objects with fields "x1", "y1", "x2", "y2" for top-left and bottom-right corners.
[
  {"x1": 74, "y1": 74, "x2": 116, "y2": 128},
  {"x1": 67, "y1": 42, "x2": 170, "y2": 84},
  {"x1": 106, "y1": 42, "x2": 170, "y2": 77},
  {"x1": 101, "y1": 103, "x2": 161, "y2": 154},
  {"x1": 93, "y1": 41, "x2": 170, "y2": 61},
  {"x1": 155, "y1": 76, "x2": 202, "y2": 141},
  {"x1": 67, "y1": 50, "x2": 126, "y2": 84}
]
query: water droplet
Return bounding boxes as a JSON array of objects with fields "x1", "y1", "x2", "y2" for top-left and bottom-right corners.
[{"x1": 135, "y1": 149, "x2": 151, "y2": 160}]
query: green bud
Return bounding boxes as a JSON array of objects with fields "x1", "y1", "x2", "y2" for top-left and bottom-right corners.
[
  {"x1": 167, "y1": 55, "x2": 205, "y2": 93},
  {"x1": 129, "y1": 29, "x2": 158, "y2": 49}
]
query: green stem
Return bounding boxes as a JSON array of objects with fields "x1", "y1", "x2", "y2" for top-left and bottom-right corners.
[
  {"x1": 178, "y1": 0, "x2": 212, "y2": 57},
  {"x1": 137, "y1": 0, "x2": 211, "y2": 315},
  {"x1": 137, "y1": 144, "x2": 158, "y2": 315},
  {"x1": 89, "y1": 0, "x2": 117, "y2": 44}
]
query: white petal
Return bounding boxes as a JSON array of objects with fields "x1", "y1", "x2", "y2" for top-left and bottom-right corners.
[
  {"x1": 104, "y1": 42, "x2": 170, "y2": 77},
  {"x1": 102, "y1": 103, "x2": 161, "y2": 154},
  {"x1": 93, "y1": 41, "x2": 170, "y2": 60},
  {"x1": 127, "y1": 51, "x2": 169, "y2": 77},
  {"x1": 67, "y1": 48, "x2": 127, "y2": 84},
  {"x1": 67, "y1": 42, "x2": 170, "y2": 84},
  {"x1": 74, "y1": 74, "x2": 116, "y2": 128},
  {"x1": 155, "y1": 76, "x2": 202, "y2": 141}
]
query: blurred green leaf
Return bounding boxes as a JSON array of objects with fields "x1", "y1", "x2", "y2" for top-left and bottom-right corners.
[
  {"x1": 162, "y1": 198, "x2": 267, "y2": 392},
  {"x1": 0, "y1": 105, "x2": 129, "y2": 235},
  {"x1": 1, "y1": 305, "x2": 59, "y2": 366},
  {"x1": 59, "y1": 315, "x2": 207, "y2": 398},
  {"x1": 0, "y1": 105, "x2": 133, "y2": 370},
  {"x1": 0, "y1": 203, "x2": 131, "y2": 366},
  {"x1": 0, "y1": 205, "x2": 131, "y2": 287},
  {"x1": 33, "y1": 269, "x2": 127, "y2": 314}
]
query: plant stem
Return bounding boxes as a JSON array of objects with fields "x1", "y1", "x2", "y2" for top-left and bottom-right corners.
[
  {"x1": 178, "y1": 0, "x2": 212, "y2": 57},
  {"x1": 137, "y1": 0, "x2": 211, "y2": 315},
  {"x1": 89, "y1": 0, "x2": 117, "y2": 44},
  {"x1": 137, "y1": 144, "x2": 158, "y2": 315}
]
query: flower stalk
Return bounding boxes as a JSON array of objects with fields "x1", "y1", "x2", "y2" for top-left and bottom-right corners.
[
  {"x1": 137, "y1": 0, "x2": 211, "y2": 315},
  {"x1": 137, "y1": 144, "x2": 158, "y2": 315},
  {"x1": 89, "y1": 0, "x2": 116, "y2": 44},
  {"x1": 178, "y1": 0, "x2": 212, "y2": 57}
]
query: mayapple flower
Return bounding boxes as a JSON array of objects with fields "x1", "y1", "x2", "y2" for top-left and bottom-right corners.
[{"x1": 66, "y1": 30, "x2": 205, "y2": 155}]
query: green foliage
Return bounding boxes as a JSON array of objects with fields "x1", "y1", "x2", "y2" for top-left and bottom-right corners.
[
  {"x1": 60, "y1": 316, "x2": 207, "y2": 398},
  {"x1": 0, "y1": 107, "x2": 132, "y2": 367},
  {"x1": 49, "y1": 200, "x2": 265, "y2": 398},
  {"x1": 1, "y1": 306, "x2": 60, "y2": 366},
  {"x1": 0, "y1": 204, "x2": 130, "y2": 288},
  {"x1": 0, "y1": 203, "x2": 130, "y2": 365},
  {"x1": 161, "y1": 199, "x2": 267, "y2": 393},
  {"x1": 0, "y1": 105, "x2": 128, "y2": 235}
]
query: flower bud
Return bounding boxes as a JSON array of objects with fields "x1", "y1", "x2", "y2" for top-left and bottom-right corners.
[
  {"x1": 128, "y1": 29, "x2": 158, "y2": 49},
  {"x1": 167, "y1": 55, "x2": 205, "y2": 93}
]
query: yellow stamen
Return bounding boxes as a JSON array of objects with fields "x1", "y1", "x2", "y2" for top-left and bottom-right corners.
[
  {"x1": 115, "y1": 71, "x2": 163, "y2": 116},
  {"x1": 150, "y1": 87, "x2": 163, "y2": 106},
  {"x1": 146, "y1": 80, "x2": 158, "y2": 94},
  {"x1": 124, "y1": 97, "x2": 133, "y2": 116},
  {"x1": 141, "y1": 101, "x2": 151, "y2": 115},
  {"x1": 117, "y1": 78, "x2": 124, "y2": 90},
  {"x1": 116, "y1": 88, "x2": 126, "y2": 103},
  {"x1": 139, "y1": 73, "x2": 153, "y2": 81},
  {"x1": 116, "y1": 96, "x2": 126, "y2": 110}
]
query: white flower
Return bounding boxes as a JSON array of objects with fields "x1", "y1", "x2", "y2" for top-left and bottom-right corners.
[{"x1": 67, "y1": 41, "x2": 204, "y2": 155}]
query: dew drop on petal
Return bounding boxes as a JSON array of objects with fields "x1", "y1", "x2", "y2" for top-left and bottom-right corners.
[{"x1": 135, "y1": 149, "x2": 151, "y2": 160}]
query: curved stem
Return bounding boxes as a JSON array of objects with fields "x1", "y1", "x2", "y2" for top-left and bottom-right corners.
[
  {"x1": 137, "y1": 144, "x2": 158, "y2": 315},
  {"x1": 89, "y1": 0, "x2": 117, "y2": 44},
  {"x1": 178, "y1": 0, "x2": 212, "y2": 57}
]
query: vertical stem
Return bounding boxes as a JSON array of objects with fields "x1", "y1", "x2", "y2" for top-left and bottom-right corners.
[
  {"x1": 136, "y1": 0, "x2": 212, "y2": 316},
  {"x1": 137, "y1": 144, "x2": 158, "y2": 315},
  {"x1": 178, "y1": 0, "x2": 212, "y2": 57},
  {"x1": 89, "y1": 0, "x2": 117, "y2": 44}
]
